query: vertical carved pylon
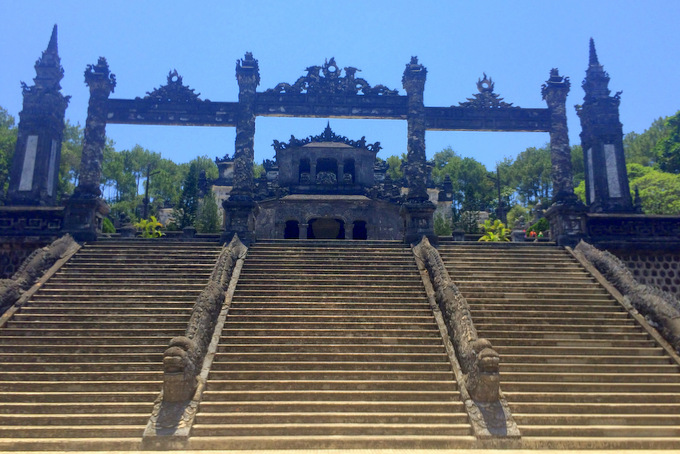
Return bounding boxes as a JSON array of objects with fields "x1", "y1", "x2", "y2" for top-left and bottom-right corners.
[
  {"x1": 542, "y1": 68, "x2": 587, "y2": 246},
  {"x1": 576, "y1": 38, "x2": 633, "y2": 213},
  {"x1": 223, "y1": 53, "x2": 259, "y2": 244},
  {"x1": 401, "y1": 57, "x2": 436, "y2": 245},
  {"x1": 64, "y1": 57, "x2": 115, "y2": 241},
  {"x1": 8, "y1": 25, "x2": 70, "y2": 206}
]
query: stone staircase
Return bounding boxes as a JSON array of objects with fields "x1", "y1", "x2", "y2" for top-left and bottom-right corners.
[
  {"x1": 438, "y1": 242, "x2": 680, "y2": 449},
  {"x1": 0, "y1": 239, "x2": 222, "y2": 451},
  {"x1": 190, "y1": 239, "x2": 475, "y2": 450}
]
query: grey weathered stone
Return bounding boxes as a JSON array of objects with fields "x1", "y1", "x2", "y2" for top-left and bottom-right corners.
[{"x1": 575, "y1": 240, "x2": 680, "y2": 351}]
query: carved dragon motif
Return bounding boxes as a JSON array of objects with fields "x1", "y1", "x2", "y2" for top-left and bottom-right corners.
[
  {"x1": 265, "y1": 58, "x2": 399, "y2": 96},
  {"x1": 458, "y1": 73, "x2": 518, "y2": 109},
  {"x1": 413, "y1": 236, "x2": 501, "y2": 402},
  {"x1": 141, "y1": 70, "x2": 205, "y2": 103}
]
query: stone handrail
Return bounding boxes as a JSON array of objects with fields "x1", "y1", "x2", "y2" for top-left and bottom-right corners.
[
  {"x1": 574, "y1": 240, "x2": 680, "y2": 351},
  {"x1": 0, "y1": 235, "x2": 79, "y2": 316},
  {"x1": 412, "y1": 236, "x2": 500, "y2": 402},
  {"x1": 162, "y1": 234, "x2": 247, "y2": 402}
]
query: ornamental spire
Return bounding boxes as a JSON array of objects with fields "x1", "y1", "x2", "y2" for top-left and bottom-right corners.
[
  {"x1": 31, "y1": 24, "x2": 64, "y2": 91},
  {"x1": 588, "y1": 37, "x2": 599, "y2": 66}
]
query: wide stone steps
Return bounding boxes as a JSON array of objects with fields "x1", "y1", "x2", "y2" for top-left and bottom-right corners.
[
  {"x1": 192, "y1": 240, "x2": 473, "y2": 449},
  {"x1": 440, "y1": 243, "x2": 680, "y2": 449},
  {"x1": 0, "y1": 240, "x2": 222, "y2": 451}
]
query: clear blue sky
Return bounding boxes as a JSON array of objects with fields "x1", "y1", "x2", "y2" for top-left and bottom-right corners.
[{"x1": 1, "y1": 0, "x2": 679, "y2": 170}]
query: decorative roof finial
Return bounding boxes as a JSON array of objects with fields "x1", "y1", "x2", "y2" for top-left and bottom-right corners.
[
  {"x1": 589, "y1": 38, "x2": 600, "y2": 66},
  {"x1": 47, "y1": 24, "x2": 58, "y2": 54}
]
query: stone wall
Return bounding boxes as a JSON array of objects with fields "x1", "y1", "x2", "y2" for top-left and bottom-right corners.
[
  {"x1": 0, "y1": 239, "x2": 50, "y2": 279},
  {"x1": 612, "y1": 251, "x2": 680, "y2": 298}
]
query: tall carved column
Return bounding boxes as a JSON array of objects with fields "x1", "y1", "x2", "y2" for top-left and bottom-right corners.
[
  {"x1": 401, "y1": 57, "x2": 436, "y2": 244},
  {"x1": 8, "y1": 25, "x2": 70, "y2": 206},
  {"x1": 542, "y1": 68, "x2": 575, "y2": 203},
  {"x1": 576, "y1": 39, "x2": 633, "y2": 213},
  {"x1": 64, "y1": 57, "x2": 115, "y2": 241},
  {"x1": 223, "y1": 53, "x2": 259, "y2": 244},
  {"x1": 542, "y1": 68, "x2": 586, "y2": 246}
]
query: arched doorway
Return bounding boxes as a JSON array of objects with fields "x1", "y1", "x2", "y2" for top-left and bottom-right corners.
[
  {"x1": 352, "y1": 220, "x2": 367, "y2": 240},
  {"x1": 284, "y1": 220, "x2": 300, "y2": 239},
  {"x1": 307, "y1": 218, "x2": 345, "y2": 239}
]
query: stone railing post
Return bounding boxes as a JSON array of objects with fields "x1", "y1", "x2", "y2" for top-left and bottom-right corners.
[
  {"x1": 542, "y1": 68, "x2": 586, "y2": 246},
  {"x1": 401, "y1": 57, "x2": 436, "y2": 244},
  {"x1": 223, "y1": 53, "x2": 259, "y2": 245},
  {"x1": 64, "y1": 57, "x2": 115, "y2": 241}
]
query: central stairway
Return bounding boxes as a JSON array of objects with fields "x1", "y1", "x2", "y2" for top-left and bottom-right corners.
[
  {"x1": 438, "y1": 242, "x2": 680, "y2": 449},
  {"x1": 0, "y1": 240, "x2": 222, "y2": 451},
  {"x1": 190, "y1": 240, "x2": 474, "y2": 450}
]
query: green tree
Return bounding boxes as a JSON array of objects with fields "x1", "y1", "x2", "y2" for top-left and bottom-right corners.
[
  {"x1": 0, "y1": 107, "x2": 17, "y2": 202},
  {"x1": 624, "y1": 116, "x2": 668, "y2": 167},
  {"x1": 628, "y1": 163, "x2": 680, "y2": 214},
  {"x1": 654, "y1": 111, "x2": 680, "y2": 174},
  {"x1": 174, "y1": 161, "x2": 201, "y2": 229},
  {"x1": 195, "y1": 189, "x2": 221, "y2": 233},
  {"x1": 386, "y1": 154, "x2": 404, "y2": 181},
  {"x1": 506, "y1": 145, "x2": 552, "y2": 205}
]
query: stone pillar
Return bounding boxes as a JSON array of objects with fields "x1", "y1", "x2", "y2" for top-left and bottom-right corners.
[
  {"x1": 542, "y1": 68, "x2": 586, "y2": 246},
  {"x1": 401, "y1": 57, "x2": 436, "y2": 245},
  {"x1": 576, "y1": 39, "x2": 633, "y2": 213},
  {"x1": 8, "y1": 25, "x2": 70, "y2": 206},
  {"x1": 299, "y1": 223, "x2": 308, "y2": 239},
  {"x1": 63, "y1": 57, "x2": 115, "y2": 241},
  {"x1": 223, "y1": 53, "x2": 259, "y2": 245}
]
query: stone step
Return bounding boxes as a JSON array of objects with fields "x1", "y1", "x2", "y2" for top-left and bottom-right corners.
[
  {"x1": 474, "y1": 322, "x2": 640, "y2": 332},
  {"x1": 194, "y1": 411, "x2": 467, "y2": 424},
  {"x1": 0, "y1": 380, "x2": 161, "y2": 392},
  {"x1": 0, "y1": 413, "x2": 150, "y2": 425},
  {"x1": 514, "y1": 413, "x2": 680, "y2": 426},
  {"x1": 0, "y1": 391, "x2": 157, "y2": 403},
  {"x1": 233, "y1": 289, "x2": 425, "y2": 298},
  {"x1": 205, "y1": 379, "x2": 457, "y2": 392},
  {"x1": 11, "y1": 314, "x2": 190, "y2": 323},
  {"x1": 0, "y1": 371, "x2": 161, "y2": 381},
  {"x1": 231, "y1": 296, "x2": 428, "y2": 304},
  {"x1": 521, "y1": 436, "x2": 680, "y2": 450},
  {"x1": 0, "y1": 363, "x2": 162, "y2": 372},
  {"x1": 196, "y1": 400, "x2": 464, "y2": 413},
  {"x1": 210, "y1": 361, "x2": 452, "y2": 372},
  {"x1": 223, "y1": 315, "x2": 434, "y2": 324},
  {"x1": 1, "y1": 352, "x2": 163, "y2": 363},
  {"x1": 480, "y1": 330, "x2": 648, "y2": 340},
  {"x1": 217, "y1": 344, "x2": 445, "y2": 354},
  {"x1": 0, "y1": 437, "x2": 142, "y2": 451},
  {"x1": 6, "y1": 321, "x2": 189, "y2": 329},
  {"x1": 217, "y1": 335, "x2": 443, "y2": 345},
  {"x1": 501, "y1": 382, "x2": 680, "y2": 393},
  {"x1": 500, "y1": 354, "x2": 673, "y2": 365},
  {"x1": 501, "y1": 363, "x2": 678, "y2": 374},
  {"x1": 190, "y1": 422, "x2": 472, "y2": 437},
  {"x1": 213, "y1": 352, "x2": 448, "y2": 363},
  {"x1": 208, "y1": 371, "x2": 456, "y2": 381},
  {"x1": 229, "y1": 302, "x2": 431, "y2": 311},
  {"x1": 518, "y1": 424, "x2": 680, "y2": 437},
  {"x1": 217, "y1": 321, "x2": 439, "y2": 331},
  {"x1": 472, "y1": 313, "x2": 630, "y2": 322},
  {"x1": 18, "y1": 307, "x2": 192, "y2": 315},
  {"x1": 187, "y1": 434, "x2": 476, "y2": 450},
  {"x1": 201, "y1": 390, "x2": 461, "y2": 402},
  {"x1": 510, "y1": 402, "x2": 680, "y2": 414},
  {"x1": 0, "y1": 328, "x2": 184, "y2": 337},
  {"x1": 0, "y1": 344, "x2": 172, "y2": 354},
  {"x1": 483, "y1": 337, "x2": 656, "y2": 348},
  {"x1": 220, "y1": 328, "x2": 442, "y2": 338},
  {"x1": 0, "y1": 336, "x2": 173, "y2": 346},
  {"x1": 501, "y1": 372, "x2": 680, "y2": 384},
  {"x1": 505, "y1": 392, "x2": 680, "y2": 404}
]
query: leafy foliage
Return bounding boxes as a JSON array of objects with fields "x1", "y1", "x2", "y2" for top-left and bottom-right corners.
[
  {"x1": 196, "y1": 189, "x2": 221, "y2": 233},
  {"x1": 0, "y1": 107, "x2": 17, "y2": 203},
  {"x1": 653, "y1": 110, "x2": 680, "y2": 174},
  {"x1": 529, "y1": 217, "x2": 550, "y2": 234},
  {"x1": 134, "y1": 216, "x2": 164, "y2": 238},
  {"x1": 102, "y1": 217, "x2": 116, "y2": 233},
  {"x1": 478, "y1": 219, "x2": 510, "y2": 242},
  {"x1": 623, "y1": 117, "x2": 667, "y2": 167},
  {"x1": 433, "y1": 212, "x2": 453, "y2": 236}
]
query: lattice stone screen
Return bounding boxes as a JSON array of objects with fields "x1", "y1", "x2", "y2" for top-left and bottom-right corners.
[{"x1": 616, "y1": 252, "x2": 680, "y2": 298}]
